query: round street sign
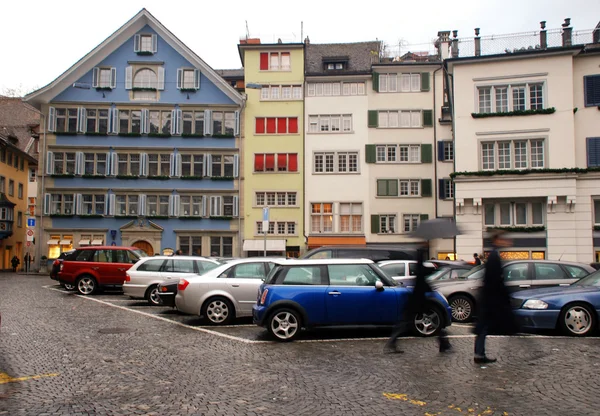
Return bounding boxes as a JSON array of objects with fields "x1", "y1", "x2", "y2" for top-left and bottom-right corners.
[
  {"x1": 26, "y1": 241, "x2": 31, "y2": 247},
  {"x1": 27, "y1": 229, "x2": 34, "y2": 237}
]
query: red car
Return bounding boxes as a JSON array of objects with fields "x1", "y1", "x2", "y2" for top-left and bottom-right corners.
[{"x1": 58, "y1": 246, "x2": 147, "y2": 295}]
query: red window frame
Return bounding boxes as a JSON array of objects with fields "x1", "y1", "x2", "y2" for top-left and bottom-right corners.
[
  {"x1": 255, "y1": 117, "x2": 298, "y2": 135},
  {"x1": 259, "y1": 53, "x2": 269, "y2": 70}
]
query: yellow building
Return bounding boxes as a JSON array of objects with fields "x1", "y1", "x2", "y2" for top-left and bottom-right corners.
[
  {"x1": 0, "y1": 134, "x2": 33, "y2": 270},
  {"x1": 238, "y1": 40, "x2": 305, "y2": 257}
]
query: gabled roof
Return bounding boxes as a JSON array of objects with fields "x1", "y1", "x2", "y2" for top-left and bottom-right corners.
[
  {"x1": 0, "y1": 97, "x2": 40, "y2": 161},
  {"x1": 25, "y1": 9, "x2": 243, "y2": 108},
  {"x1": 305, "y1": 41, "x2": 381, "y2": 76}
]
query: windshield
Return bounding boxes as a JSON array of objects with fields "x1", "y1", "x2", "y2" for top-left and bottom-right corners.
[
  {"x1": 371, "y1": 263, "x2": 398, "y2": 286},
  {"x1": 460, "y1": 264, "x2": 485, "y2": 280},
  {"x1": 132, "y1": 249, "x2": 148, "y2": 258},
  {"x1": 426, "y1": 268, "x2": 449, "y2": 281},
  {"x1": 573, "y1": 270, "x2": 600, "y2": 287}
]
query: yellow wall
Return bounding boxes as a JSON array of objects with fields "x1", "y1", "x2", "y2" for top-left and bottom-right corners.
[
  {"x1": 0, "y1": 151, "x2": 30, "y2": 270},
  {"x1": 242, "y1": 46, "x2": 305, "y2": 253}
]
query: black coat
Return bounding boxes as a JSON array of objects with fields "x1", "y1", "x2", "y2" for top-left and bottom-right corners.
[
  {"x1": 406, "y1": 259, "x2": 432, "y2": 316},
  {"x1": 474, "y1": 250, "x2": 520, "y2": 335}
]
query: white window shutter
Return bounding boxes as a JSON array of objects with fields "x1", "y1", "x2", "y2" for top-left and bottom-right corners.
[
  {"x1": 43, "y1": 193, "x2": 51, "y2": 215},
  {"x1": 110, "y1": 68, "x2": 117, "y2": 89},
  {"x1": 175, "y1": 154, "x2": 182, "y2": 177},
  {"x1": 157, "y1": 67, "x2": 165, "y2": 90},
  {"x1": 48, "y1": 107, "x2": 56, "y2": 132},
  {"x1": 209, "y1": 196, "x2": 216, "y2": 216},
  {"x1": 204, "y1": 110, "x2": 212, "y2": 135},
  {"x1": 69, "y1": 193, "x2": 76, "y2": 215},
  {"x1": 109, "y1": 194, "x2": 116, "y2": 216},
  {"x1": 46, "y1": 151, "x2": 54, "y2": 175},
  {"x1": 168, "y1": 195, "x2": 174, "y2": 216},
  {"x1": 77, "y1": 107, "x2": 86, "y2": 133},
  {"x1": 104, "y1": 194, "x2": 109, "y2": 216},
  {"x1": 134, "y1": 34, "x2": 140, "y2": 52},
  {"x1": 170, "y1": 110, "x2": 177, "y2": 135},
  {"x1": 75, "y1": 194, "x2": 82, "y2": 215},
  {"x1": 194, "y1": 69, "x2": 200, "y2": 89},
  {"x1": 173, "y1": 195, "x2": 180, "y2": 217},
  {"x1": 92, "y1": 68, "x2": 99, "y2": 88},
  {"x1": 110, "y1": 152, "x2": 117, "y2": 176},
  {"x1": 75, "y1": 152, "x2": 84, "y2": 176},
  {"x1": 111, "y1": 108, "x2": 118, "y2": 134},
  {"x1": 152, "y1": 34, "x2": 158, "y2": 53},
  {"x1": 176, "y1": 109, "x2": 182, "y2": 135},
  {"x1": 142, "y1": 109, "x2": 150, "y2": 133},
  {"x1": 234, "y1": 111, "x2": 240, "y2": 136},
  {"x1": 176, "y1": 68, "x2": 183, "y2": 90},
  {"x1": 202, "y1": 154, "x2": 208, "y2": 177},
  {"x1": 233, "y1": 196, "x2": 239, "y2": 217},
  {"x1": 125, "y1": 66, "x2": 133, "y2": 90},
  {"x1": 169, "y1": 153, "x2": 175, "y2": 177},
  {"x1": 233, "y1": 154, "x2": 239, "y2": 178},
  {"x1": 137, "y1": 195, "x2": 144, "y2": 214},
  {"x1": 206, "y1": 154, "x2": 212, "y2": 177},
  {"x1": 143, "y1": 153, "x2": 148, "y2": 176},
  {"x1": 140, "y1": 110, "x2": 146, "y2": 134},
  {"x1": 202, "y1": 195, "x2": 207, "y2": 217}
]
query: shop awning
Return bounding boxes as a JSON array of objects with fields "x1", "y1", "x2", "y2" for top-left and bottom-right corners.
[
  {"x1": 47, "y1": 239, "x2": 59, "y2": 245},
  {"x1": 78, "y1": 239, "x2": 90, "y2": 246},
  {"x1": 91, "y1": 239, "x2": 104, "y2": 246},
  {"x1": 59, "y1": 239, "x2": 72, "y2": 245},
  {"x1": 243, "y1": 239, "x2": 286, "y2": 252},
  {"x1": 307, "y1": 236, "x2": 366, "y2": 248}
]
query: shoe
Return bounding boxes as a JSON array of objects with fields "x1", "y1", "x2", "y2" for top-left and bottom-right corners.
[
  {"x1": 439, "y1": 343, "x2": 453, "y2": 353},
  {"x1": 474, "y1": 356, "x2": 497, "y2": 364},
  {"x1": 383, "y1": 346, "x2": 404, "y2": 354}
]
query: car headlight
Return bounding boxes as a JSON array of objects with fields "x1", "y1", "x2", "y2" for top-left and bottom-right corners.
[
  {"x1": 522, "y1": 299, "x2": 548, "y2": 310},
  {"x1": 436, "y1": 291, "x2": 448, "y2": 305}
]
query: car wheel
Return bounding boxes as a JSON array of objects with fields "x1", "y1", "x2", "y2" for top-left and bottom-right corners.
[
  {"x1": 64, "y1": 283, "x2": 75, "y2": 291},
  {"x1": 559, "y1": 303, "x2": 596, "y2": 336},
  {"x1": 202, "y1": 297, "x2": 234, "y2": 325},
  {"x1": 145, "y1": 285, "x2": 161, "y2": 306},
  {"x1": 413, "y1": 305, "x2": 442, "y2": 337},
  {"x1": 449, "y1": 295, "x2": 474, "y2": 323},
  {"x1": 267, "y1": 308, "x2": 301, "y2": 342},
  {"x1": 76, "y1": 275, "x2": 97, "y2": 296}
]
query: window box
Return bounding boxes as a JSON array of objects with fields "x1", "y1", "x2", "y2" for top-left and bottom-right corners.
[
  {"x1": 148, "y1": 215, "x2": 169, "y2": 219},
  {"x1": 147, "y1": 175, "x2": 170, "y2": 180},
  {"x1": 181, "y1": 133, "x2": 204, "y2": 138},
  {"x1": 179, "y1": 216, "x2": 203, "y2": 220},
  {"x1": 451, "y1": 167, "x2": 600, "y2": 178},
  {"x1": 50, "y1": 174, "x2": 75, "y2": 178},
  {"x1": 116, "y1": 175, "x2": 138, "y2": 180},
  {"x1": 210, "y1": 176, "x2": 235, "y2": 181},
  {"x1": 131, "y1": 87, "x2": 157, "y2": 92},
  {"x1": 95, "y1": 87, "x2": 113, "y2": 92},
  {"x1": 136, "y1": 51, "x2": 154, "y2": 56},
  {"x1": 115, "y1": 215, "x2": 139, "y2": 219},
  {"x1": 485, "y1": 226, "x2": 545, "y2": 233},
  {"x1": 84, "y1": 132, "x2": 109, "y2": 137},
  {"x1": 180, "y1": 88, "x2": 197, "y2": 92},
  {"x1": 49, "y1": 214, "x2": 74, "y2": 218},
  {"x1": 209, "y1": 216, "x2": 233, "y2": 220},
  {"x1": 118, "y1": 132, "x2": 142, "y2": 137},
  {"x1": 148, "y1": 133, "x2": 171, "y2": 138},
  {"x1": 79, "y1": 214, "x2": 103, "y2": 218},
  {"x1": 55, "y1": 131, "x2": 79, "y2": 136},
  {"x1": 82, "y1": 174, "x2": 105, "y2": 179},
  {"x1": 180, "y1": 175, "x2": 204, "y2": 180},
  {"x1": 471, "y1": 108, "x2": 556, "y2": 118},
  {"x1": 211, "y1": 134, "x2": 235, "y2": 139}
]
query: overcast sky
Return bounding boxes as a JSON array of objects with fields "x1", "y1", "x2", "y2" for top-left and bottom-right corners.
[{"x1": 1, "y1": 0, "x2": 599, "y2": 94}]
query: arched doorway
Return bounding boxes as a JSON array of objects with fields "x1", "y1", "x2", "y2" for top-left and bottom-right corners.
[{"x1": 132, "y1": 240, "x2": 154, "y2": 256}]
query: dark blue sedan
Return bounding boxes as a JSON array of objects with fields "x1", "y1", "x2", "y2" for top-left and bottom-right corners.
[{"x1": 512, "y1": 270, "x2": 600, "y2": 336}]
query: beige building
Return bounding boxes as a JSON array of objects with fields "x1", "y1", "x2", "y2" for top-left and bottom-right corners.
[{"x1": 447, "y1": 21, "x2": 600, "y2": 262}]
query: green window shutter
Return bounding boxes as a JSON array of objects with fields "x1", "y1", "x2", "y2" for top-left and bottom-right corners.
[
  {"x1": 421, "y1": 144, "x2": 432, "y2": 163},
  {"x1": 371, "y1": 215, "x2": 380, "y2": 234},
  {"x1": 422, "y1": 110, "x2": 433, "y2": 127},
  {"x1": 376, "y1": 180, "x2": 387, "y2": 196},
  {"x1": 388, "y1": 180, "x2": 398, "y2": 196},
  {"x1": 368, "y1": 110, "x2": 378, "y2": 128},
  {"x1": 421, "y1": 179, "x2": 432, "y2": 197},
  {"x1": 419, "y1": 214, "x2": 429, "y2": 222},
  {"x1": 372, "y1": 72, "x2": 379, "y2": 92},
  {"x1": 421, "y1": 72, "x2": 430, "y2": 92},
  {"x1": 365, "y1": 144, "x2": 376, "y2": 163}
]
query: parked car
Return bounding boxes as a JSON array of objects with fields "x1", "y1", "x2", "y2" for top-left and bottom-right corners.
[
  {"x1": 50, "y1": 249, "x2": 76, "y2": 290},
  {"x1": 433, "y1": 260, "x2": 596, "y2": 323},
  {"x1": 301, "y1": 246, "x2": 417, "y2": 262},
  {"x1": 175, "y1": 258, "x2": 282, "y2": 325},
  {"x1": 253, "y1": 259, "x2": 452, "y2": 342},
  {"x1": 377, "y1": 261, "x2": 472, "y2": 286},
  {"x1": 511, "y1": 269, "x2": 600, "y2": 336},
  {"x1": 426, "y1": 265, "x2": 473, "y2": 282},
  {"x1": 57, "y1": 246, "x2": 147, "y2": 296},
  {"x1": 123, "y1": 256, "x2": 221, "y2": 305}
]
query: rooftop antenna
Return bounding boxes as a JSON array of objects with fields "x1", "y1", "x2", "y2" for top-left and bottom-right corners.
[
  {"x1": 245, "y1": 20, "x2": 250, "y2": 40},
  {"x1": 301, "y1": 21, "x2": 303, "y2": 42}
]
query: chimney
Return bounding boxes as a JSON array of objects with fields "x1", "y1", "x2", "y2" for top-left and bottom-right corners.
[
  {"x1": 562, "y1": 18, "x2": 572, "y2": 47},
  {"x1": 474, "y1": 28, "x2": 481, "y2": 56},
  {"x1": 304, "y1": 36, "x2": 310, "y2": 45},
  {"x1": 451, "y1": 30, "x2": 459, "y2": 58},
  {"x1": 540, "y1": 21, "x2": 547, "y2": 49},
  {"x1": 593, "y1": 21, "x2": 600, "y2": 44},
  {"x1": 436, "y1": 31, "x2": 451, "y2": 60}
]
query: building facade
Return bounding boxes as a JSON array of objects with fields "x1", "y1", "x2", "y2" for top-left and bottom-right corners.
[
  {"x1": 25, "y1": 9, "x2": 244, "y2": 261},
  {"x1": 238, "y1": 40, "x2": 305, "y2": 258}
]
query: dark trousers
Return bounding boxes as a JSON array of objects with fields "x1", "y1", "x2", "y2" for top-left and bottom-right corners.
[
  {"x1": 474, "y1": 323, "x2": 488, "y2": 357},
  {"x1": 386, "y1": 312, "x2": 450, "y2": 349}
]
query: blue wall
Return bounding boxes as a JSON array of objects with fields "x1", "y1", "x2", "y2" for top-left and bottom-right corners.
[
  {"x1": 55, "y1": 135, "x2": 235, "y2": 149},
  {"x1": 52, "y1": 177, "x2": 234, "y2": 191},
  {"x1": 52, "y1": 25, "x2": 236, "y2": 106}
]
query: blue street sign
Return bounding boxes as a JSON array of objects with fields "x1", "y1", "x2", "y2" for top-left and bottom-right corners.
[
  {"x1": 262, "y1": 207, "x2": 269, "y2": 221},
  {"x1": 27, "y1": 218, "x2": 36, "y2": 227}
]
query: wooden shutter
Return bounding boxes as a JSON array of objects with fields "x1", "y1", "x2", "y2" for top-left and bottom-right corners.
[
  {"x1": 108, "y1": 194, "x2": 116, "y2": 216},
  {"x1": 255, "y1": 118, "x2": 265, "y2": 134},
  {"x1": 371, "y1": 215, "x2": 380, "y2": 234},
  {"x1": 420, "y1": 72, "x2": 430, "y2": 92},
  {"x1": 204, "y1": 110, "x2": 212, "y2": 135},
  {"x1": 170, "y1": 110, "x2": 177, "y2": 135},
  {"x1": 584, "y1": 75, "x2": 600, "y2": 107},
  {"x1": 438, "y1": 179, "x2": 446, "y2": 199},
  {"x1": 260, "y1": 53, "x2": 269, "y2": 70},
  {"x1": 173, "y1": 195, "x2": 180, "y2": 217},
  {"x1": 234, "y1": 111, "x2": 240, "y2": 136},
  {"x1": 233, "y1": 154, "x2": 239, "y2": 177},
  {"x1": 422, "y1": 110, "x2": 433, "y2": 127},
  {"x1": 169, "y1": 153, "x2": 176, "y2": 177},
  {"x1": 43, "y1": 193, "x2": 51, "y2": 215},
  {"x1": 168, "y1": 195, "x2": 175, "y2": 216},
  {"x1": 176, "y1": 68, "x2": 183, "y2": 89},
  {"x1": 233, "y1": 196, "x2": 239, "y2": 217},
  {"x1": 75, "y1": 152, "x2": 84, "y2": 175},
  {"x1": 45, "y1": 151, "x2": 54, "y2": 175},
  {"x1": 202, "y1": 195, "x2": 207, "y2": 216},
  {"x1": 368, "y1": 110, "x2": 378, "y2": 128},
  {"x1": 142, "y1": 109, "x2": 150, "y2": 133},
  {"x1": 437, "y1": 141, "x2": 445, "y2": 161},
  {"x1": 419, "y1": 214, "x2": 429, "y2": 222},
  {"x1": 175, "y1": 109, "x2": 182, "y2": 135},
  {"x1": 365, "y1": 144, "x2": 376, "y2": 163},
  {"x1": 288, "y1": 117, "x2": 298, "y2": 133},
  {"x1": 48, "y1": 107, "x2": 56, "y2": 132},
  {"x1": 110, "y1": 153, "x2": 118, "y2": 176},
  {"x1": 92, "y1": 68, "x2": 99, "y2": 88},
  {"x1": 194, "y1": 69, "x2": 200, "y2": 89},
  {"x1": 372, "y1": 72, "x2": 379, "y2": 92},
  {"x1": 152, "y1": 34, "x2": 158, "y2": 53},
  {"x1": 110, "y1": 108, "x2": 118, "y2": 134},
  {"x1": 421, "y1": 144, "x2": 432, "y2": 163},
  {"x1": 421, "y1": 179, "x2": 432, "y2": 197},
  {"x1": 157, "y1": 67, "x2": 165, "y2": 90},
  {"x1": 75, "y1": 193, "x2": 82, "y2": 215},
  {"x1": 125, "y1": 66, "x2": 133, "y2": 90},
  {"x1": 110, "y1": 68, "x2": 117, "y2": 89},
  {"x1": 175, "y1": 154, "x2": 182, "y2": 177},
  {"x1": 288, "y1": 154, "x2": 298, "y2": 172},
  {"x1": 77, "y1": 107, "x2": 86, "y2": 133},
  {"x1": 134, "y1": 34, "x2": 140, "y2": 52},
  {"x1": 205, "y1": 154, "x2": 212, "y2": 177},
  {"x1": 587, "y1": 137, "x2": 600, "y2": 167}
]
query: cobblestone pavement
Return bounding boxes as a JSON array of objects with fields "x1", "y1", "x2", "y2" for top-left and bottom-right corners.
[{"x1": 1, "y1": 273, "x2": 600, "y2": 415}]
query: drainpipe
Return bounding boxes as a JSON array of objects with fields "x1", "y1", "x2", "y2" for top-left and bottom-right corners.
[
  {"x1": 39, "y1": 111, "x2": 47, "y2": 272},
  {"x1": 445, "y1": 60, "x2": 457, "y2": 258},
  {"x1": 238, "y1": 95, "x2": 247, "y2": 258},
  {"x1": 433, "y1": 64, "x2": 442, "y2": 220},
  {"x1": 302, "y1": 44, "x2": 308, "y2": 256}
]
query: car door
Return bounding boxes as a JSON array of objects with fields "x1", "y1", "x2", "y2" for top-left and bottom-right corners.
[
  {"x1": 132, "y1": 258, "x2": 166, "y2": 285},
  {"x1": 223, "y1": 262, "x2": 270, "y2": 315},
  {"x1": 161, "y1": 258, "x2": 198, "y2": 282},
  {"x1": 502, "y1": 262, "x2": 533, "y2": 293},
  {"x1": 325, "y1": 264, "x2": 398, "y2": 325},
  {"x1": 532, "y1": 262, "x2": 578, "y2": 289},
  {"x1": 111, "y1": 249, "x2": 138, "y2": 285}
]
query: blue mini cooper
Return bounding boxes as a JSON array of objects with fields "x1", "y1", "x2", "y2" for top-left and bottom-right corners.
[{"x1": 253, "y1": 259, "x2": 452, "y2": 341}]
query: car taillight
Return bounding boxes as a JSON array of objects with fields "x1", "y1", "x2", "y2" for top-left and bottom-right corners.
[
  {"x1": 260, "y1": 288, "x2": 269, "y2": 305},
  {"x1": 53, "y1": 260, "x2": 60, "y2": 266},
  {"x1": 178, "y1": 279, "x2": 189, "y2": 291},
  {"x1": 125, "y1": 273, "x2": 131, "y2": 282}
]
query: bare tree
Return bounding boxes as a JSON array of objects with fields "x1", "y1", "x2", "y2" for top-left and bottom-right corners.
[{"x1": 1, "y1": 84, "x2": 38, "y2": 98}]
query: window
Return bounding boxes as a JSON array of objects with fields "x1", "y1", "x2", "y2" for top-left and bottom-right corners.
[
  {"x1": 180, "y1": 154, "x2": 204, "y2": 177},
  {"x1": 380, "y1": 73, "x2": 422, "y2": 92},
  {"x1": 563, "y1": 265, "x2": 589, "y2": 279},
  {"x1": 210, "y1": 236, "x2": 233, "y2": 257},
  {"x1": 133, "y1": 68, "x2": 158, "y2": 90},
  {"x1": 594, "y1": 200, "x2": 600, "y2": 226},
  {"x1": 440, "y1": 178, "x2": 453, "y2": 199},
  {"x1": 375, "y1": 144, "x2": 420, "y2": 163},
  {"x1": 17, "y1": 183, "x2": 23, "y2": 199},
  {"x1": 85, "y1": 109, "x2": 110, "y2": 134},
  {"x1": 182, "y1": 111, "x2": 204, "y2": 135},
  {"x1": 137, "y1": 259, "x2": 165, "y2": 272},
  {"x1": 117, "y1": 153, "x2": 141, "y2": 176},
  {"x1": 84, "y1": 153, "x2": 107, "y2": 175},
  {"x1": 17, "y1": 211, "x2": 22, "y2": 227},
  {"x1": 584, "y1": 75, "x2": 600, "y2": 107},
  {"x1": 504, "y1": 263, "x2": 529, "y2": 281},
  {"x1": 260, "y1": 52, "x2": 291, "y2": 71},
  {"x1": 587, "y1": 137, "x2": 600, "y2": 168},
  {"x1": 339, "y1": 203, "x2": 362, "y2": 233},
  {"x1": 379, "y1": 214, "x2": 396, "y2": 233},
  {"x1": 260, "y1": 84, "x2": 303, "y2": 100},
  {"x1": 28, "y1": 197, "x2": 36, "y2": 216},
  {"x1": 307, "y1": 115, "x2": 352, "y2": 133},
  {"x1": 146, "y1": 195, "x2": 169, "y2": 216},
  {"x1": 29, "y1": 168, "x2": 36, "y2": 182},
  {"x1": 81, "y1": 194, "x2": 105, "y2": 215},
  {"x1": 97, "y1": 68, "x2": 113, "y2": 89},
  {"x1": 115, "y1": 195, "x2": 139, "y2": 215},
  {"x1": 443, "y1": 141, "x2": 454, "y2": 161},
  {"x1": 135, "y1": 34, "x2": 156, "y2": 53},
  {"x1": 255, "y1": 191, "x2": 297, "y2": 207},
  {"x1": 308, "y1": 82, "x2": 365, "y2": 97},
  {"x1": 376, "y1": 179, "x2": 419, "y2": 197},
  {"x1": 8, "y1": 180, "x2": 14, "y2": 196},
  {"x1": 180, "y1": 195, "x2": 203, "y2": 216},
  {"x1": 376, "y1": 179, "x2": 398, "y2": 197},
  {"x1": 326, "y1": 62, "x2": 345, "y2": 70},
  {"x1": 148, "y1": 110, "x2": 171, "y2": 135},
  {"x1": 179, "y1": 235, "x2": 203, "y2": 256},
  {"x1": 257, "y1": 221, "x2": 296, "y2": 235},
  {"x1": 0, "y1": 176, "x2": 4, "y2": 193},
  {"x1": 483, "y1": 201, "x2": 545, "y2": 227},
  {"x1": 311, "y1": 203, "x2": 333, "y2": 233},
  {"x1": 148, "y1": 153, "x2": 171, "y2": 176},
  {"x1": 255, "y1": 117, "x2": 298, "y2": 134},
  {"x1": 47, "y1": 193, "x2": 75, "y2": 215},
  {"x1": 477, "y1": 82, "x2": 545, "y2": 113},
  {"x1": 403, "y1": 214, "x2": 420, "y2": 232},
  {"x1": 377, "y1": 110, "x2": 422, "y2": 128},
  {"x1": 313, "y1": 151, "x2": 358, "y2": 173},
  {"x1": 210, "y1": 154, "x2": 234, "y2": 177},
  {"x1": 254, "y1": 153, "x2": 298, "y2": 172},
  {"x1": 481, "y1": 139, "x2": 545, "y2": 170},
  {"x1": 55, "y1": 108, "x2": 79, "y2": 133},
  {"x1": 211, "y1": 111, "x2": 235, "y2": 136}
]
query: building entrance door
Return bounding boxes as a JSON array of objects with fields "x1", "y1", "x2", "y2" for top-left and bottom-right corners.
[{"x1": 132, "y1": 240, "x2": 154, "y2": 256}]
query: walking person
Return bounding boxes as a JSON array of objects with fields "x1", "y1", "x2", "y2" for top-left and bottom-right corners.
[
  {"x1": 24, "y1": 252, "x2": 31, "y2": 272},
  {"x1": 473, "y1": 230, "x2": 520, "y2": 364},
  {"x1": 11, "y1": 255, "x2": 20, "y2": 272},
  {"x1": 473, "y1": 253, "x2": 482, "y2": 265}
]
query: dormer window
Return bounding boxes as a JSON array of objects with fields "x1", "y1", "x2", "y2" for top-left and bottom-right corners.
[
  {"x1": 134, "y1": 34, "x2": 157, "y2": 55},
  {"x1": 327, "y1": 63, "x2": 345, "y2": 70}
]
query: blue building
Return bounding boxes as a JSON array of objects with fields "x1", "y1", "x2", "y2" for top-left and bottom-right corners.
[{"x1": 25, "y1": 9, "x2": 244, "y2": 259}]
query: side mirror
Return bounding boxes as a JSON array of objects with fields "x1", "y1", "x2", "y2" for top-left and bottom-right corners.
[{"x1": 375, "y1": 281, "x2": 384, "y2": 291}]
